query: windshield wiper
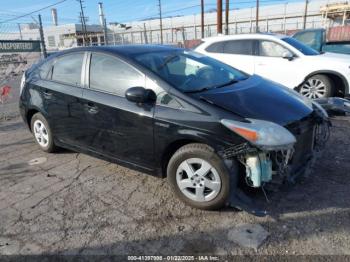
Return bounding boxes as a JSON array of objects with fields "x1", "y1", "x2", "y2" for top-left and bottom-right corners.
[
  {"x1": 184, "y1": 79, "x2": 240, "y2": 94},
  {"x1": 213, "y1": 79, "x2": 239, "y2": 88},
  {"x1": 184, "y1": 86, "x2": 212, "y2": 93}
]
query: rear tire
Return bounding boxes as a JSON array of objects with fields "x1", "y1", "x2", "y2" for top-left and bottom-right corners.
[
  {"x1": 167, "y1": 143, "x2": 230, "y2": 210},
  {"x1": 30, "y1": 112, "x2": 57, "y2": 153},
  {"x1": 299, "y1": 74, "x2": 334, "y2": 98}
]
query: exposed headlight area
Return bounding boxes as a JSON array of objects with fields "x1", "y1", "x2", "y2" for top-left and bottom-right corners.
[
  {"x1": 221, "y1": 116, "x2": 330, "y2": 189},
  {"x1": 221, "y1": 118, "x2": 296, "y2": 151},
  {"x1": 312, "y1": 101, "x2": 329, "y2": 118}
]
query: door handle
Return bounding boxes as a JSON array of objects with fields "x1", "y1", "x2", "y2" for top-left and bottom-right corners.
[
  {"x1": 85, "y1": 102, "x2": 99, "y2": 114},
  {"x1": 43, "y1": 89, "x2": 52, "y2": 98}
]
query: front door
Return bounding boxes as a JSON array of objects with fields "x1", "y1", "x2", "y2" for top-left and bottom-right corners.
[
  {"x1": 81, "y1": 52, "x2": 155, "y2": 169},
  {"x1": 254, "y1": 40, "x2": 300, "y2": 88}
]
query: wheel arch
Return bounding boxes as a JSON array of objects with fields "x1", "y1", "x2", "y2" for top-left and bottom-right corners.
[
  {"x1": 160, "y1": 139, "x2": 202, "y2": 178},
  {"x1": 26, "y1": 107, "x2": 48, "y2": 131},
  {"x1": 26, "y1": 109, "x2": 39, "y2": 131},
  {"x1": 299, "y1": 70, "x2": 349, "y2": 97}
]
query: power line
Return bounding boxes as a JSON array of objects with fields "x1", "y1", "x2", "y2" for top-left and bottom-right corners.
[{"x1": 0, "y1": 0, "x2": 69, "y2": 24}]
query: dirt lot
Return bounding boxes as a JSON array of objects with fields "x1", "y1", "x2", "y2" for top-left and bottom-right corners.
[{"x1": 0, "y1": 80, "x2": 350, "y2": 257}]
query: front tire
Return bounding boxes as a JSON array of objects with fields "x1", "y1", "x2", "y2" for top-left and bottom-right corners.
[
  {"x1": 30, "y1": 112, "x2": 57, "y2": 153},
  {"x1": 167, "y1": 143, "x2": 230, "y2": 210},
  {"x1": 299, "y1": 74, "x2": 334, "y2": 98}
]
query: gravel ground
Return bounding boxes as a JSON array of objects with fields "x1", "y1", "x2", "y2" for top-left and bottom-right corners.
[{"x1": 0, "y1": 79, "x2": 349, "y2": 257}]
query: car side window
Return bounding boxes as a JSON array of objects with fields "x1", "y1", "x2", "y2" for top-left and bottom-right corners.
[
  {"x1": 157, "y1": 92, "x2": 183, "y2": 109},
  {"x1": 205, "y1": 42, "x2": 224, "y2": 53},
  {"x1": 38, "y1": 59, "x2": 54, "y2": 79},
  {"x1": 51, "y1": 53, "x2": 84, "y2": 86},
  {"x1": 223, "y1": 40, "x2": 254, "y2": 55},
  {"x1": 89, "y1": 53, "x2": 144, "y2": 96},
  {"x1": 293, "y1": 31, "x2": 321, "y2": 51},
  {"x1": 259, "y1": 41, "x2": 289, "y2": 57}
]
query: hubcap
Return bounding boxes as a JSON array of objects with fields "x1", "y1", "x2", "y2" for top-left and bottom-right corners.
[
  {"x1": 176, "y1": 158, "x2": 221, "y2": 202},
  {"x1": 300, "y1": 78, "x2": 327, "y2": 99},
  {"x1": 33, "y1": 120, "x2": 49, "y2": 147}
]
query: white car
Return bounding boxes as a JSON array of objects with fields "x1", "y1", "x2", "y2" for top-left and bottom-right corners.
[{"x1": 195, "y1": 34, "x2": 350, "y2": 99}]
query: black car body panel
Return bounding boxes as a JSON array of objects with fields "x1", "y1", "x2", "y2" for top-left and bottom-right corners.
[
  {"x1": 191, "y1": 75, "x2": 313, "y2": 126},
  {"x1": 19, "y1": 45, "x2": 322, "y2": 180}
]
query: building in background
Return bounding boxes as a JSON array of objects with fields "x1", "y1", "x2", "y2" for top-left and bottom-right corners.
[{"x1": 0, "y1": 9, "x2": 105, "y2": 51}]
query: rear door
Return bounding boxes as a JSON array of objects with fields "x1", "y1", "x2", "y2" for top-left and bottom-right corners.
[
  {"x1": 204, "y1": 39, "x2": 256, "y2": 74},
  {"x1": 42, "y1": 52, "x2": 86, "y2": 145},
  {"x1": 80, "y1": 52, "x2": 155, "y2": 169}
]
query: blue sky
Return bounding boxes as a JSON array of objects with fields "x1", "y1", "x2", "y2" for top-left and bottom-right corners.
[{"x1": 0, "y1": 0, "x2": 303, "y2": 26}]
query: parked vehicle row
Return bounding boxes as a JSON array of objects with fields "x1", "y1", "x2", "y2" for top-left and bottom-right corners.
[
  {"x1": 20, "y1": 44, "x2": 331, "y2": 215},
  {"x1": 195, "y1": 33, "x2": 350, "y2": 99}
]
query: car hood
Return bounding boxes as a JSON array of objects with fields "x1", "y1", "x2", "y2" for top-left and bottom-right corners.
[
  {"x1": 315, "y1": 52, "x2": 350, "y2": 63},
  {"x1": 191, "y1": 75, "x2": 313, "y2": 126}
]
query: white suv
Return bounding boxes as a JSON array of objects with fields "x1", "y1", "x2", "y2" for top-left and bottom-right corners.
[{"x1": 195, "y1": 34, "x2": 350, "y2": 98}]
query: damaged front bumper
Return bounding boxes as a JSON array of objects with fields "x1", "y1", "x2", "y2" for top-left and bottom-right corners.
[
  {"x1": 314, "y1": 97, "x2": 350, "y2": 115},
  {"x1": 221, "y1": 111, "x2": 331, "y2": 216}
]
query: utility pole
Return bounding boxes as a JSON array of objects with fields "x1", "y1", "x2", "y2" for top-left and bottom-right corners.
[
  {"x1": 225, "y1": 0, "x2": 229, "y2": 35},
  {"x1": 104, "y1": 18, "x2": 108, "y2": 45},
  {"x1": 201, "y1": 0, "x2": 205, "y2": 38},
  {"x1": 283, "y1": 2, "x2": 288, "y2": 34},
  {"x1": 302, "y1": 0, "x2": 309, "y2": 29},
  {"x1": 79, "y1": 12, "x2": 85, "y2": 46},
  {"x1": 17, "y1": 23, "x2": 23, "y2": 40},
  {"x1": 38, "y1": 14, "x2": 47, "y2": 58},
  {"x1": 217, "y1": 0, "x2": 223, "y2": 34},
  {"x1": 255, "y1": 0, "x2": 259, "y2": 32},
  {"x1": 98, "y1": 2, "x2": 108, "y2": 45},
  {"x1": 143, "y1": 23, "x2": 148, "y2": 44},
  {"x1": 158, "y1": 0, "x2": 163, "y2": 44},
  {"x1": 78, "y1": 0, "x2": 88, "y2": 46}
]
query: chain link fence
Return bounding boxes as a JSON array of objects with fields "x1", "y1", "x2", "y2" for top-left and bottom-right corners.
[
  {"x1": 0, "y1": 39, "x2": 43, "y2": 121},
  {"x1": 104, "y1": 10, "x2": 327, "y2": 47}
]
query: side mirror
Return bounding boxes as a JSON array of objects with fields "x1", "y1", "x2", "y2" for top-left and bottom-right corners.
[
  {"x1": 125, "y1": 87, "x2": 156, "y2": 104},
  {"x1": 282, "y1": 51, "x2": 294, "y2": 61}
]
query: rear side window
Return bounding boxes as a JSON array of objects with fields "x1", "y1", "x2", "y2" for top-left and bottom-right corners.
[
  {"x1": 38, "y1": 59, "x2": 54, "y2": 79},
  {"x1": 205, "y1": 42, "x2": 224, "y2": 53},
  {"x1": 223, "y1": 40, "x2": 254, "y2": 55},
  {"x1": 89, "y1": 53, "x2": 144, "y2": 96},
  {"x1": 52, "y1": 53, "x2": 84, "y2": 86}
]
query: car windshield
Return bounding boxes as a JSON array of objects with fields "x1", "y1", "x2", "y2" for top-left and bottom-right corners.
[
  {"x1": 132, "y1": 50, "x2": 248, "y2": 93},
  {"x1": 282, "y1": 37, "x2": 320, "y2": 56}
]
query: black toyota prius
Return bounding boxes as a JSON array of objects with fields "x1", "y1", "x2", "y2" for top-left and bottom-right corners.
[{"x1": 19, "y1": 45, "x2": 329, "y2": 214}]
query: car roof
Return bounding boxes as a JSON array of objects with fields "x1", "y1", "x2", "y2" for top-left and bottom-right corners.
[
  {"x1": 202, "y1": 33, "x2": 288, "y2": 43},
  {"x1": 52, "y1": 44, "x2": 183, "y2": 59}
]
